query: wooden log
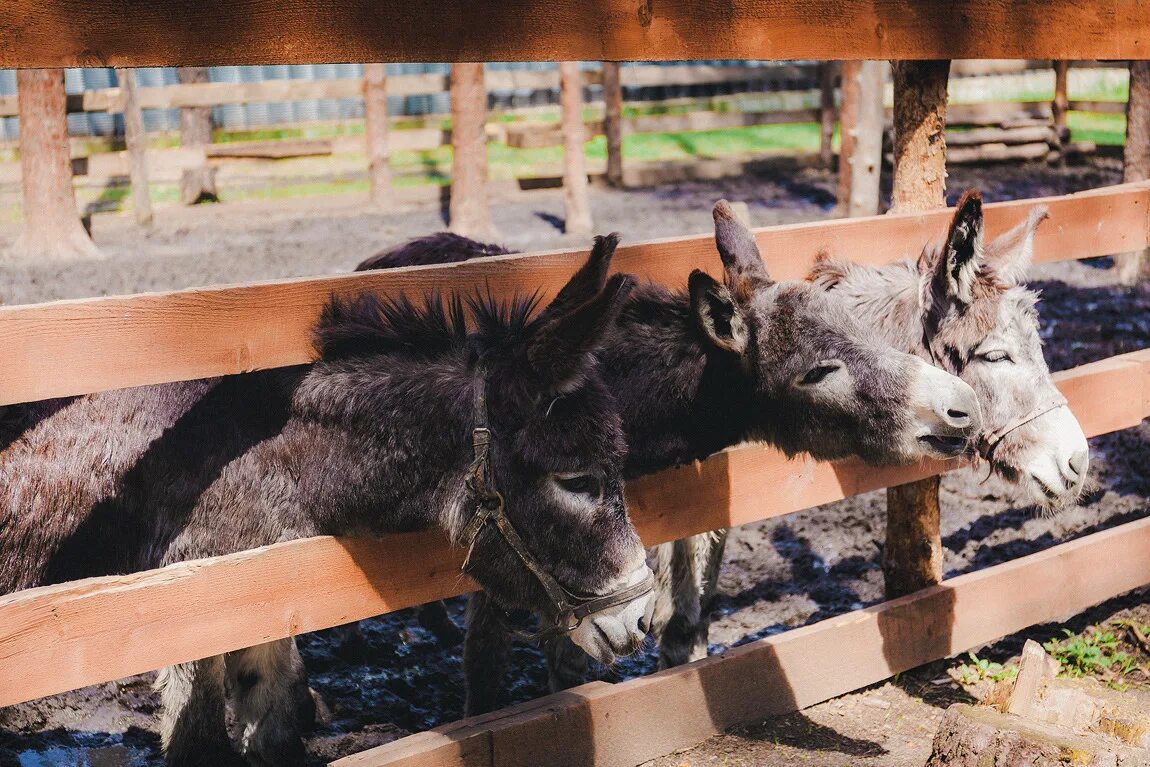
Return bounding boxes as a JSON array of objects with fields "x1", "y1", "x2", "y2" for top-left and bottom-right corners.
[
  {"x1": 363, "y1": 63, "x2": 391, "y2": 210},
  {"x1": 448, "y1": 63, "x2": 495, "y2": 240},
  {"x1": 116, "y1": 68, "x2": 153, "y2": 226},
  {"x1": 944, "y1": 125, "x2": 1056, "y2": 147},
  {"x1": 945, "y1": 141, "x2": 1052, "y2": 164},
  {"x1": 1116, "y1": 60, "x2": 1150, "y2": 285},
  {"x1": 203, "y1": 138, "x2": 332, "y2": 159},
  {"x1": 1052, "y1": 60, "x2": 1070, "y2": 146},
  {"x1": 176, "y1": 66, "x2": 218, "y2": 205},
  {"x1": 3, "y1": 2, "x2": 1150, "y2": 67},
  {"x1": 886, "y1": 59, "x2": 950, "y2": 599},
  {"x1": 601, "y1": 61, "x2": 624, "y2": 187},
  {"x1": 836, "y1": 60, "x2": 860, "y2": 214},
  {"x1": 818, "y1": 61, "x2": 836, "y2": 168},
  {"x1": 1067, "y1": 99, "x2": 1127, "y2": 115},
  {"x1": 559, "y1": 62, "x2": 592, "y2": 236},
  {"x1": 848, "y1": 60, "x2": 885, "y2": 218},
  {"x1": 7, "y1": 69, "x2": 100, "y2": 262},
  {"x1": 1, "y1": 350, "x2": 1146, "y2": 710},
  {"x1": 335, "y1": 516, "x2": 1150, "y2": 767},
  {"x1": 944, "y1": 101, "x2": 1052, "y2": 127}
]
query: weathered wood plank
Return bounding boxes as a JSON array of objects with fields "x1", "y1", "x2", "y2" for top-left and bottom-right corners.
[
  {"x1": 0, "y1": 350, "x2": 1144, "y2": 709},
  {"x1": 0, "y1": 183, "x2": 1145, "y2": 406},
  {"x1": 1, "y1": 1, "x2": 1147, "y2": 67},
  {"x1": 336, "y1": 515, "x2": 1150, "y2": 767}
]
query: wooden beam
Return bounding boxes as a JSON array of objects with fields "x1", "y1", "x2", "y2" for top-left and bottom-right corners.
[
  {"x1": 559, "y1": 62, "x2": 592, "y2": 236},
  {"x1": 448, "y1": 64, "x2": 496, "y2": 240},
  {"x1": 336, "y1": 515, "x2": 1150, "y2": 767},
  {"x1": 600, "y1": 62, "x2": 624, "y2": 188},
  {"x1": 363, "y1": 64, "x2": 391, "y2": 210},
  {"x1": 0, "y1": 350, "x2": 1144, "y2": 709},
  {"x1": 0, "y1": 182, "x2": 1145, "y2": 406},
  {"x1": 1117, "y1": 61, "x2": 1150, "y2": 284},
  {"x1": 847, "y1": 60, "x2": 885, "y2": 217},
  {"x1": 117, "y1": 68, "x2": 153, "y2": 227},
  {"x1": 2, "y1": 2, "x2": 1148, "y2": 67}
]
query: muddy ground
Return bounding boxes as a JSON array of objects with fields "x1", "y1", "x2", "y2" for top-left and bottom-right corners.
[{"x1": 2, "y1": 153, "x2": 1149, "y2": 766}]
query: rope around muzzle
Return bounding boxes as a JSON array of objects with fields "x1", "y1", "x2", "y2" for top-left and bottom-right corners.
[
  {"x1": 976, "y1": 394, "x2": 1068, "y2": 465},
  {"x1": 458, "y1": 369, "x2": 654, "y2": 644}
]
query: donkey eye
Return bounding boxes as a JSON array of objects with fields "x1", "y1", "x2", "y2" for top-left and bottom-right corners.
[
  {"x1": 980, "y1": 350, "x2": 1011, "y2": 363},
  {"x1": 798, "y1": 363, "x2": 842, "y2": 386},
  {"x1": 554, "y1": 473, "x2": 603, "y2": 499}
]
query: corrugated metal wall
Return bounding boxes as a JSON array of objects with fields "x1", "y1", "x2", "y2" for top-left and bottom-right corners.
[{"x1": 0, "y1": 61, "x2": 806, "y2": 140}]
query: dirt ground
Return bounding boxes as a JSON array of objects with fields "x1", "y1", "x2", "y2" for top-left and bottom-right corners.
[{"x1": 2, "y1": 153, "x2": 1150, "y2": 767}]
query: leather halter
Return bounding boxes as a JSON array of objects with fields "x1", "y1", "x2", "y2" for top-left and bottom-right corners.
[{"x1": 459, "y1": 370, "x2": 653, "y2": 643}]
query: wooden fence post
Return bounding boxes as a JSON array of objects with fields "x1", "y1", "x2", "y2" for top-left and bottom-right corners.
[
  {"x1": 819, "y1": 61, "x2": 837, "y2": 168},
  {"x1": 364, "y1": 63, "x2": 391, "y2": 210},
  {"x1": 885, "y1": 59, "x2": 951, "y2": 599},
  {"x1": 560, "y1": 62, "x2": 592, "y2": 236},
  {"x1": 602, "y1": 61, "x2": 624, "y2": 187},
  {"x1": 117, "y1": 69, "x2": 153, "y2": 226},
  {"x1": 1117, "y1": 61, "x2": 1150, "y2": 285},
  {"x1": 176, "y1": 66, "x2": 218, "y2": 205},
  {"x1": 9, "y1": 69, "x2": 100, "y2": 262},
  {"x1": 1052, "y1": 60, "x2": 1070, "y2": 149},
  {"x1": 449, "y1": 63, "x2": 496, "y2": 240},
  {"x1": 836, "y1": 60, "x2": 860, "y2": 214},
  {"x1": 848, "y1": 60, "x2": 886, "y2": 218}
]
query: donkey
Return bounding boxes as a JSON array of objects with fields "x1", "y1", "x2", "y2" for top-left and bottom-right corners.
[
  {"x1": 0, "y1": 245, "x2": 654, "y2": 767},
  {"x1": 358, "y1": 201, "x2": 983, "y2": 712},
  {"x1": 647, "y1": 189, "x2": 1093, "y2": 687}
]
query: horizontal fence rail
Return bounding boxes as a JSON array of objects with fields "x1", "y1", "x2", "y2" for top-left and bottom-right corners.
[
  {"x1": 0, "y1": 181, "x2": 1145, "y2": 407},
  {"x1": 336, "y1": 515, "x2": 1150, "y2": 767},
  {"x1": 1, "y1": 1, "x2": 1149, "y2": 67},
  {"x1": 1, "y1": 189, "x2": 1148, "y2": 706}
]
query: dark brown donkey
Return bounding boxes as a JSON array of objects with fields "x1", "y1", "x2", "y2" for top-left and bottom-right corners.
[
  {"x1": 359, "y1": 201, "x2": 982, "y2": 713},
  {"x1": 0, "y1": 245, "x2": 654, "y2": 767}
]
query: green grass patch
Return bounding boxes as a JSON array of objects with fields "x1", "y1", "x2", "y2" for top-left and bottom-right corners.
[{"x1": 1068, "y1": 111, "x2": 1126, "y2": 146}]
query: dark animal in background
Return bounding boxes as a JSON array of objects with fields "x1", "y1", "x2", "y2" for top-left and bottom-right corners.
[{"x1": 0, "y1": 242, "x2": 652, "y2": 766}]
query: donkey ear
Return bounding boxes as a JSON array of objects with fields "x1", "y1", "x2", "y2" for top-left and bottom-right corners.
[
  {"x1": 940, "y1": 189, "x2": 985, "y2": 305},
  {"x1": 689, "y1": 269, "x2": 749, "y2": 355},
  {"x1": 713, "y1": 200, "x2": 771, "y2": 291},
  {"x1": 985, "y1": 204, "x2": 1048, "y2": 285},
  {"x1": 527, "y1": 273, "x2": 634, "y2": 393},
  {"x1": 538, "y1": 233, "x2": 620, "y2": 322}
]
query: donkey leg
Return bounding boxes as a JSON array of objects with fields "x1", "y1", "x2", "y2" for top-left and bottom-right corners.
[
  {"x1": 545, "y1": 636, "x2": 590, "y2": 692},
  {"x1": 416, "y1": 600, "x2": 465, "y2": 646},
  {"x1": 463, "y1": 591, "x2": 511, "y2": 716},
  {"x1": 225, "y1": 639, "x2": 310, "y2": 767},
  {"x1": 156, "y1": 656, "x2": 244, "y2": 767},
  {"x1": 656, "y1": 530, "x2": 729, "y2": 669}
]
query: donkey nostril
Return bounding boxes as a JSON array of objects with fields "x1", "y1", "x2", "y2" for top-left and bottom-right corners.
[
  {"x1": 1067, "y1": 449, "x2": 1089, "y2": 480},
  {"x1": 947, "y1": 408, "x2": 969, "y2": 421}
]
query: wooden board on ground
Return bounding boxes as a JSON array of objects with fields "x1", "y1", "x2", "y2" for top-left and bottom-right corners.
[
  {"x1": 205, "y1": 138, "x2": 333, "y2": 159},
  {"x1": 335, "y1": 516, "x2": 1150, "y2": 767},
  {"x1": 0, "y1": 349, "x2": 1145, "y2": 709},
  {"x1": 0, "y1": 182, "x2": 1145, "y2": 406},
  {"x1": 2, "y1": 1, "x2": 1149, "y2": 66}
]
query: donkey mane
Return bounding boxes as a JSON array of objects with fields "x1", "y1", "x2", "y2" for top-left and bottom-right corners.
[{"x1": 316, "y1": 290, "x2": 545, "y2": 362}]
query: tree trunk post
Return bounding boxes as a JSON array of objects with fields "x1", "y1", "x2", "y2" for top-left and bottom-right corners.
[
  {"x1": 9, "y1": 68, "x2": 100, "y2": 262},
  {"x1": 848, "y1": 60, "x2": 886, "y2": 218},
  {"x1": 1051, "y1": 60, "x2": 1070, "y2": 150},
  {"x1": 449, "y1": 63, "x2": 496, "y2": 240},
  {"x1": 176, "y1": 66, "x2": 218, "y2": 205},
  {"x1": 836, "y1": 60, "x2": 861, "y2": 214},
  {"x1": 885, "y1": 59, "x2": 951, "y2": 599},
  {"x1": 560, "y1": 61, "x2": 593, "y2": 237},
  {"x1": 117, "y1": 68, "x2": 153, "y2": 226},
  {"x1": 1117, "y1": 61, "x2": 1150, "y2": 285},
  {"x1": 819, "y1": 61, "x2": 837, "y2": 168},
  {"x1": 363, "y1": 63, "x2": 391, "y2": 210},
  {"x1": 602, "y1": 61, "x2": 624, "y2": 187}
]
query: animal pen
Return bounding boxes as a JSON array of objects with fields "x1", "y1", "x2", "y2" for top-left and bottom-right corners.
[{"x1": 2, "y1": 2, "x2": 1150, "y2": 766}]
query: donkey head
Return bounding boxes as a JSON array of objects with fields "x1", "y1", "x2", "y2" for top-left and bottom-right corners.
[
  {"x1": 460, "y1": 236, "x2": 652, "y2": 663},
  {"x1": 692, "y1": 201, "x2": 981, "y2": 463},
  {"x1": 916, "y1": 191, "x2": 1088, "y2": 509}
]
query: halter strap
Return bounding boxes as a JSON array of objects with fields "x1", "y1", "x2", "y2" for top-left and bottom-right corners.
[
  {"x1": 976, "y1": 393, "x2": 1068, "y2": 463},
  {"x1": 459, "y1": 369, "x2": 653, "y2": 644}
]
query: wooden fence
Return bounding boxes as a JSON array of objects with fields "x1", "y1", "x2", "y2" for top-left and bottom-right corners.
[{"x1": 1, "y1": 3, "x2": 1150, "y2": 766}]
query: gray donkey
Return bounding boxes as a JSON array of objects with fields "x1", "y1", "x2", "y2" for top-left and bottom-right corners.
[
  {"x1": 648, "y1": 189, "x2": 1091, "y2": 678},
  {"x1": 0, "y1": 244, "x2": 655, "y2": 767},
  {"x1": 358, "y1": 201, "x2": 983, "y2": 713}
]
